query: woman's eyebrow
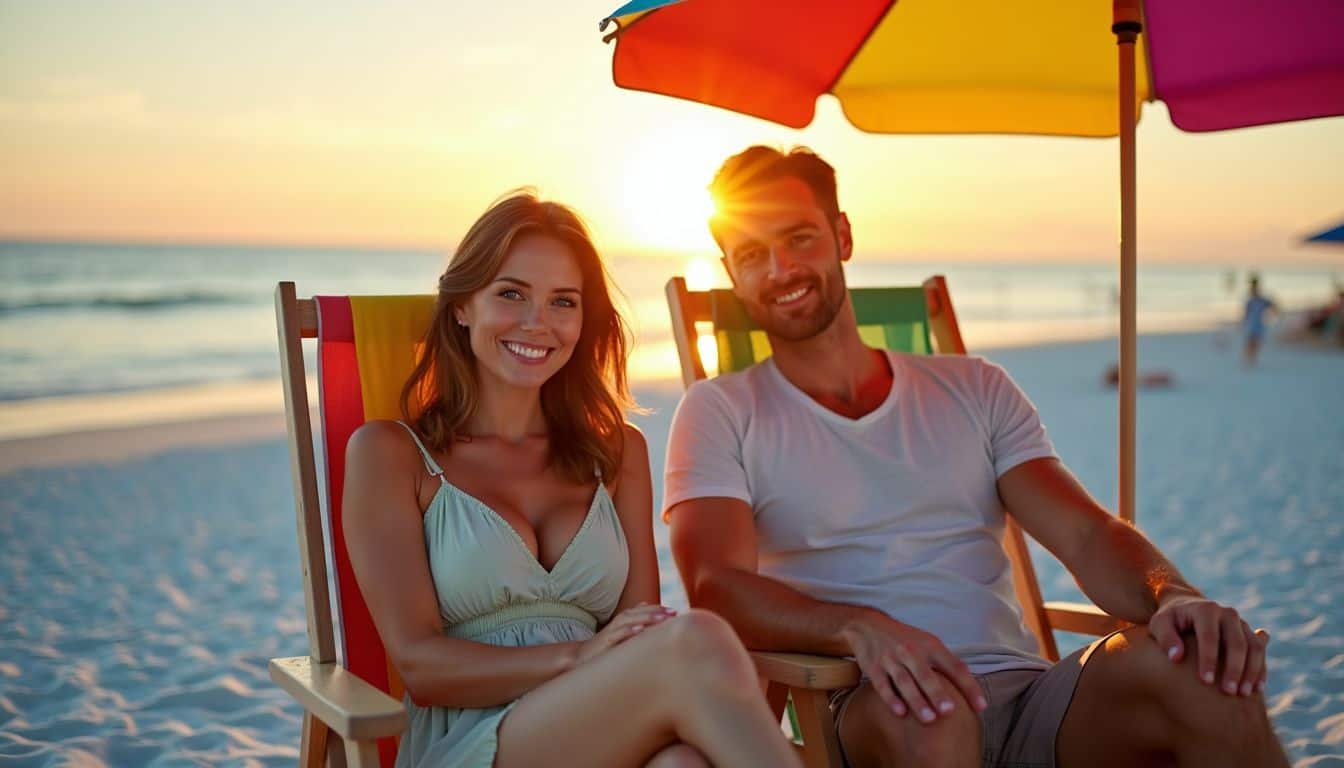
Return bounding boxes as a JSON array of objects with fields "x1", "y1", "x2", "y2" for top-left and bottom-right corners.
[{"x1": 495, "y1": 276, "x2": 581, "y2": 294}]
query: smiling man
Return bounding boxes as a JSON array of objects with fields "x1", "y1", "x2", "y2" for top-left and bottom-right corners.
[{"x1": 663, "y1": 145, "x2": 1287, "y2": 767}]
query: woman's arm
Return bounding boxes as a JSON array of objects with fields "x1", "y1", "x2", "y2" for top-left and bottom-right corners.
[
  {"x1": 609, "y1": 423, "x2": 661, "y2": 614},
  {"x1": 342, "y1": 420, "x2": 583, "y2": 708}
]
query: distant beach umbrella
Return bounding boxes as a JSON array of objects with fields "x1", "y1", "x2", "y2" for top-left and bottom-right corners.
[
  {"x1": 595, "y1": 0, "x2": 1344, "y2": 522},
  {"x1": 1303, "y1": 221, "x2": 1344, "y2": 246}
]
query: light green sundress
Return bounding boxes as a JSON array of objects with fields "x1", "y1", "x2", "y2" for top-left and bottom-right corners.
[{"x1": 392, "y1": 422, "x2": 630, "y2": 768}]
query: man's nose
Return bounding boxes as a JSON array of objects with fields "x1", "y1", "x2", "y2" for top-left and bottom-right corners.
[{"x1": 766, "y1": 245, "x2": 798, "y2": 279}]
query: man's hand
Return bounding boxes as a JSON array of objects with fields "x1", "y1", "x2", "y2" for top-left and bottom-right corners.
[
  {"x1": 841, "y1": 609, "x2": 987, "y2": 724},
  {"x1": 1148, "y1": 592, "x2": 1269, "y2": 696}
]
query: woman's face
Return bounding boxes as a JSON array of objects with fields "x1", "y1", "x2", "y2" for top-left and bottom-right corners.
[{"x1": 455, "y1": 234, "x2": 585, "y2": 392}]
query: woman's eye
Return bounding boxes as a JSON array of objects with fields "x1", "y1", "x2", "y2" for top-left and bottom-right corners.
[
  {"x1": 499, "y1": 288, "x2": 524, "y2": 300},
  {"x1": 553, "y1": 296, "x2": 578, "y2": 309}
]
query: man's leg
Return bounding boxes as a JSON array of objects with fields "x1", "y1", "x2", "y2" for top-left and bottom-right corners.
[
  {"x1": 1057, "y1": 627, "x2": 1287, "y2": 767},
  {"x1": 834, "y1": 678, "x2": 981, "y2": 768}
]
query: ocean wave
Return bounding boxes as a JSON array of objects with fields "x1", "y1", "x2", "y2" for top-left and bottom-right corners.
[{"x1": 0, "y1": 291, "x2": 256, "y2": 314}]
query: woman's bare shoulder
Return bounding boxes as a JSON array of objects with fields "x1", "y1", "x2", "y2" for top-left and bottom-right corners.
[{"x1": 346, "y1": 419, "x2": 421, "y2": 471}]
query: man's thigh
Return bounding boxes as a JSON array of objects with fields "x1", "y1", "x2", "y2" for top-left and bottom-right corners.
[
  {"x1": 832, "y1": 654, "x2": 1094, "y2": 768},
  {"x1": 832, "y1": 678, "x2": 982, "y2": 768}
]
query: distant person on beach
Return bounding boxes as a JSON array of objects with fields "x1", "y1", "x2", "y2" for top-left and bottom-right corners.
[
  {"x1": 666, "y1": 146, "x2": 1287, "y2": 767},
  {"x1": 1103, "y1": 362, "x2": 1174, "y2": 389},
  {"x1": 1243, "y1": 273, "x2": 1277, "y2": 366},
  {"x1": 343, "y1": 191, "x2": 800, "y2": 768}
]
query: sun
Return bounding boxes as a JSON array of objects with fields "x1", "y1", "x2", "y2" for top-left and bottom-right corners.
[{"x1": 616, "y1": 134, "x2": 722, "y2": 255}]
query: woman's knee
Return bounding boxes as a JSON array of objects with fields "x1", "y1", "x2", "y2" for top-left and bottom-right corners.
[
  {"x1": 644, "y1": 743, "x2": 710, "y2": 768},
  {"x1": 659, "y1": 609, "x2": 755, "y2": 687}
]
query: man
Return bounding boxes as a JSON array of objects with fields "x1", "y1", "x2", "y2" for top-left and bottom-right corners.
[{"x1": 664, "y1": 145, "x2": 1286, "y2": 767}]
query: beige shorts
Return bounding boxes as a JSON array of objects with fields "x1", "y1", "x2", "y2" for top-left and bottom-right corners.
[{"x1": 830, "y1": 635, "x2": 1112, "y2": 768}]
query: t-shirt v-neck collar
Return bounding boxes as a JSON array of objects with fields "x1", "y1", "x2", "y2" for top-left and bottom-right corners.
[{"x1": 764, "y1": 351, "x2": 901, "y2": 428}]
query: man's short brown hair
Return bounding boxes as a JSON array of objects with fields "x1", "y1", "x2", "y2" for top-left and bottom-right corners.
[{"x1": 707, "y1": 145, "x2": 841, "y2": 245}]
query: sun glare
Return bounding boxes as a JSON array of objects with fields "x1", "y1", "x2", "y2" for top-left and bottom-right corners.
[
  {"x1": 616, "y1": 135, "x2": 721, "y2": 255},
  {"x1": 685, "y1": 256, "x2": 721, "y2": 291}
]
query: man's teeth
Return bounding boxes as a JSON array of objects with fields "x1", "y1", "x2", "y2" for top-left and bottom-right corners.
[
  {"x1": 504, "y1": 341, "x2": 548, "y2": 359},
  {"x1": 775, "y1": 286, "x2": 809, "y2": 304}
]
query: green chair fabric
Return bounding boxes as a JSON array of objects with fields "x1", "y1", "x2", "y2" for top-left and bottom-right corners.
[{"x1": 708, "y1": 287, "x2": 934, "y2": 373}]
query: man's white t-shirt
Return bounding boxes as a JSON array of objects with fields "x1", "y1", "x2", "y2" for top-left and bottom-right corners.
[{"x1": 663, "y1": 350, "x2": 1057, "y2": 674}]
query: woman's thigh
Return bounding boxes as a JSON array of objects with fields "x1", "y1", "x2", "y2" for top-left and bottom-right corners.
[{"x1": 493, "y1": 611, "x2": 738, "y2": 768}]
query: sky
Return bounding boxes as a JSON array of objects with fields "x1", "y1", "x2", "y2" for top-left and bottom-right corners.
[{"x1": 2, "y1": 0, "x2": 1342, "y2": 265}]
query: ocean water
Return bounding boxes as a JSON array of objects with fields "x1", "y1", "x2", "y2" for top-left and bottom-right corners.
[{"x1": 1, "y1": 239, "x2": 1338, "y2": 401}]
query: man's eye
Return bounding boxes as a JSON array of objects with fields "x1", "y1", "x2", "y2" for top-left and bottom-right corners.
[
  {"x1": 737, "y1": 248, "x2": 765, "y2": 265},
  {"x1": 790, "y1": 233, "x2": 816, "y2": 248}
]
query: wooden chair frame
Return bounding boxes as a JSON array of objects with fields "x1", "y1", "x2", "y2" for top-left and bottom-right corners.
[
  {"x1": 270, "y1": 282, "x2": 408, "y2": 768},
  {"x1": 666, "y1": 275, "x2": 1128, "y2": 768}
]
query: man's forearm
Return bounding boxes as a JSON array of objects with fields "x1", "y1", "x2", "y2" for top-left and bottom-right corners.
[
  {"x1": 1071, "y1": 516, "x2": 1202, "y2": 623},
  {"x1": 689, "y1": 563, "x2": 875, "y2": 655}
]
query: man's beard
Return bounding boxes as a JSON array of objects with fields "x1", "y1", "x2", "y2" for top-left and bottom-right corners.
[{"x1": 744, "y1": 269, "x2": 846, "y2": 343}]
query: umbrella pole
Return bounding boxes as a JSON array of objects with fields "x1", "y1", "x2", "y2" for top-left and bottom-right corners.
[{"x1": 1114, "y1": 1, "x2": 1141, "y2": 524}]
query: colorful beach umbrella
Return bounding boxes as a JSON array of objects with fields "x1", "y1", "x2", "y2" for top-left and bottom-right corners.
[
  {"x1": 597, "y1": 0, "x2": 1344, "y2": 522},
  {"x1": 1304, "y1": 221, "x2": 1344, "y2": 245}
]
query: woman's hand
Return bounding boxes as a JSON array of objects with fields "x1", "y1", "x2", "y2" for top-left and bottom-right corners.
[{"x1": 574, "y1": 603, "x2": 677, "y2": 667}]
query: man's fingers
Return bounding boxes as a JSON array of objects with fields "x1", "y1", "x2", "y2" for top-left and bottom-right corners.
[
  {"x1": 1193, "y1": 610, "x2": 1221, "y2": 686},
  {"x1": 868, "y1": 668, "x2": 907, "y2": 717},
  {"x1": 1238, "y1": 622, "x2": 1265, "y2": 697},
  {"x1": 932, "y1": 652, "x2": 987, "y2": 711},
  {"x1": 888, "y1": 665, "x2": 937, "y2": 724},
  {"x1": 1147, "y1": 612, "x2": 1185, "y2": 663},
  {"x1": 1218, "y1": 612, "x2": 1248, "y2": 695},
  {"x1": 1254, "y1": 629, "x2": 1271, "y2": 693}
]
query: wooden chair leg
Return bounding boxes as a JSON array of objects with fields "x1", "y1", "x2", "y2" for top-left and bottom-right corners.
[
  {"x1": 344, "y1": 738, "x2": 380, "y2": 768},
  {"x1": 789, "y1": 687, "x2": 844, "y2": 768},
  {"x1": 301, "y1": 712, "x2": 329, "y2": 768}
]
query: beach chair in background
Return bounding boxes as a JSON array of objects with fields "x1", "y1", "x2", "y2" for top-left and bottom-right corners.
[
  {"x1": 271, "y1": 283, "x2": 437, "y2": 767},
  {"x1": 665, "y1": 275, "x2": 1131, "y2": 768}
]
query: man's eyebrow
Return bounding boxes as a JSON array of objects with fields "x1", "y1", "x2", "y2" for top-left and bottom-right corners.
[
  {"x1": 494, "y1": 276, "x2": 582, "y2": 293},
  {"x1": 730, "y1": 220, "x2": 820, "y2": 257}
]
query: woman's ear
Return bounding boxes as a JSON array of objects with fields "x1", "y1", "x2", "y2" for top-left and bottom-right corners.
[{"x1": 453, "y1": 305, "x2": 468, "y2": 328}]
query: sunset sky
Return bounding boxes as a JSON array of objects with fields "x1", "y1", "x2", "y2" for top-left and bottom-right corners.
[{"x1": 2, "y1": 0, "x2": 1342, "y2": 264}]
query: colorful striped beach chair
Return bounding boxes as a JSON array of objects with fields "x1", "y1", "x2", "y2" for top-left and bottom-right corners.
[
  {"x1": 271, "y1": 283, "x2": 439, "y2": 768},
  {"x1": 665, "y1": 275, "x2": 1130, "y2": 768}
]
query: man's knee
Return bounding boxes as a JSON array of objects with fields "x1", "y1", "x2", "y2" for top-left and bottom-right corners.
[
  {"x1": 838, "y1": 683, "x2": 980, "y2": 768},
  {"x1": 1084, "y1": 627, "x2": 1275, "y2": 741}
]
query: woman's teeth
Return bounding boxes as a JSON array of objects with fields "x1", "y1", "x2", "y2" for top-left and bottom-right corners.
[{"x1": 503, "y1": 341, "x2": 549, "y2": 360}]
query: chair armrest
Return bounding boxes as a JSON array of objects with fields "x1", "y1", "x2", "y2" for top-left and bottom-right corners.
[
  {"x1": 1043, "y1": 601, "x2": 1132, "y2": 636},
  {"x1": 270, "y1": 656, "x2": 408, "y2": 742},
  {"x1": 750, "y1": 651, "x2": 861, "y2": 691}
]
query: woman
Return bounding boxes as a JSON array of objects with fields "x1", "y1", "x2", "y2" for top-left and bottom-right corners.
[{"x1": 343, "y1": 191, "x2": 800, "y2": 768}]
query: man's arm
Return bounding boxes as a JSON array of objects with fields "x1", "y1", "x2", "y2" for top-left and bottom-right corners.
[
  {"x1": 669, "y1": 497, "x2": 986, "y2": 722},
  {"x1": 999, "y1": 457, "x2": 1269, "y2": 697}
]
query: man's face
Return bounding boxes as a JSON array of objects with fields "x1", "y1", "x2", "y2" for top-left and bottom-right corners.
[{"x1": 715, "y1": 176, "x2": 852, "y2": 342}]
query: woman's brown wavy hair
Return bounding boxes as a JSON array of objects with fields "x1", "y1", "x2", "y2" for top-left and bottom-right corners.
[{"x1": 400, "y1": 190, "x2": 634, "y2": 484}]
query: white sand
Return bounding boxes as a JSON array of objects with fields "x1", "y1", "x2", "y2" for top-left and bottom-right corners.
[{"x1": 0, "y1": 331, "x2": 1340, "y2": 766}]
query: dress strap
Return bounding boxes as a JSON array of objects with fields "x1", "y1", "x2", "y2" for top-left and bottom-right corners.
[{"x1": 394, "y1": 420, "x2": 444, "y2": 478}]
